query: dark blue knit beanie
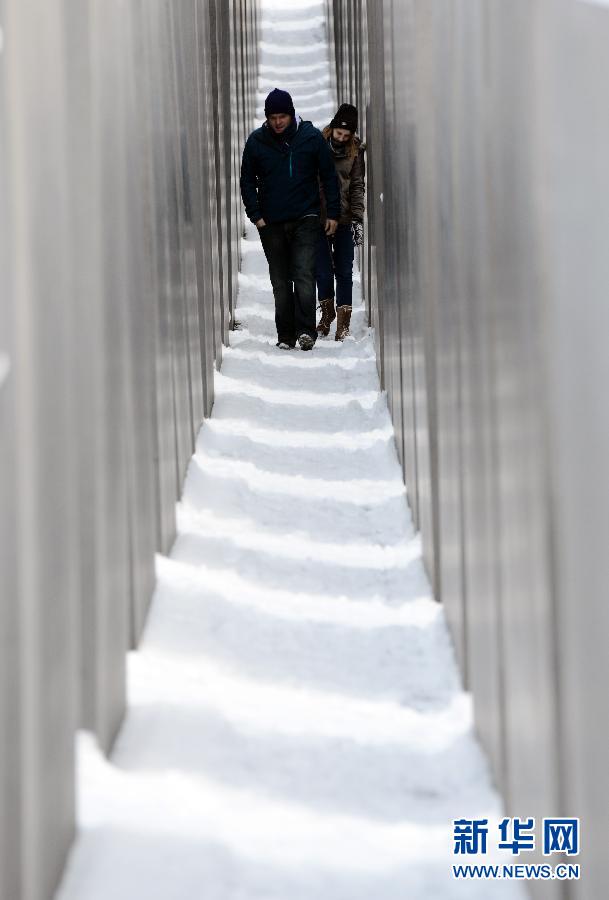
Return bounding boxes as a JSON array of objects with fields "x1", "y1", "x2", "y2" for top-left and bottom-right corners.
[{"x1": 264, "y1": 88, "x2": 295, "y2": 117}]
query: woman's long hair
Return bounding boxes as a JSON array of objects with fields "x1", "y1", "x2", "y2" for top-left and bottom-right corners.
[{"x1": 323, "y1": 125, "x2": 359, "y2": 161}]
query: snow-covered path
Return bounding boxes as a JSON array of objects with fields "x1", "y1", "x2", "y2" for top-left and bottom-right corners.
[{"x1": 57, "y1": 3, "x2": 524, "y2": 898}]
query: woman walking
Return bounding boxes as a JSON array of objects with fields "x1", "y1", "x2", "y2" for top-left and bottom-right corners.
[{"x1": 316, "y1": 103, "x2": 365, "y2": 341}]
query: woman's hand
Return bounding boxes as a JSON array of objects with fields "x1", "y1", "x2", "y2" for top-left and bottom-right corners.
[{"x1": 325, "y1": 218, "x2": 338, "y2": 235}]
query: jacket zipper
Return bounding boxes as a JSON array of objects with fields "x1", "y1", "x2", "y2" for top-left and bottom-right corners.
[{"x1": 289, "y1": 150, "x2": 293, "y2": 177}]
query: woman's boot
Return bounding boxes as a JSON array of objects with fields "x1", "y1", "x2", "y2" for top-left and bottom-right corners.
[
  {"x1": 335, "y1": 305, "x2": 352, "y2": 341},
  {"x1": 316, "y1": 298, "x2": 336, "y2": 336}
]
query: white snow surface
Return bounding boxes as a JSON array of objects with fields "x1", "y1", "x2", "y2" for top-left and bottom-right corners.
[{"x1": 57, "y1": 3, "x2": 524, "y2": 899}]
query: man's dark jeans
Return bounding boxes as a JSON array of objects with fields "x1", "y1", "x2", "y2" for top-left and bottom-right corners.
[{"x1": 259, "y1": 215, "x2": 320, "y2": 345}]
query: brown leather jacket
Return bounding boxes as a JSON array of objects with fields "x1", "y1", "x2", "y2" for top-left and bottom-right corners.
[{"x1": 320, "y1": 136, "x2": 366, "y2": 225}]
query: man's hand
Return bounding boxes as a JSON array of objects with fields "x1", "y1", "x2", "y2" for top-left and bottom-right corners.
[
  {"x1": 256, "y1": 218, "x2": 266, "y2": 229},
  {"x1": 325, "y1": 218, "x2": 338, "y2": 236}
]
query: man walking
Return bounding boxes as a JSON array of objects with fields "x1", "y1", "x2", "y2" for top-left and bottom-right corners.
[{"x1": 240, "y1": 88, "x2": 340, "y2": 350}]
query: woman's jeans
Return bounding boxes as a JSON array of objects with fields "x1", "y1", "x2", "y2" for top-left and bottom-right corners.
[{"x1": 315, "y1": 223, "x2": 355, "y2": 307}]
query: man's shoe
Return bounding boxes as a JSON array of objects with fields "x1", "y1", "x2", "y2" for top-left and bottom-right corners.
[
  {"x1": 298, "y1": 333, "x2": 315, "y2": 351},
  {"x1": 316, "y1": 298, "x2": 336, "y2": 336},
  {"x1": 276, "y1": 341, "x2": 292, "y2": 350},
  {"x1": 335, "y1": 305, "x2": 352, "y2": 341}
]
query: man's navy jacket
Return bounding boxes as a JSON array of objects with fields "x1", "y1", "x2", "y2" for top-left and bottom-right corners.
[{"x1": 240, "y1": 119, "x2": 341, "y2": 225}]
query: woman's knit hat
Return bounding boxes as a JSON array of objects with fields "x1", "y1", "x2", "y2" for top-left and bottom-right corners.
[{"x1": 330, "y1": 103, "x2": 358, "y2": 133}]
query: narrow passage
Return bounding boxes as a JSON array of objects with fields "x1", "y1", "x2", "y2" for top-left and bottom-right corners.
[{"x1": 57, "y1": 3, "x2": 523, "y2": 898}]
